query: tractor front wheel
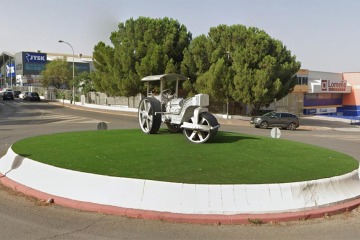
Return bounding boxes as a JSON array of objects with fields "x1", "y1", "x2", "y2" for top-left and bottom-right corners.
[{"x1": 138, "y1": 97, "x2": 162, "y2": 134}]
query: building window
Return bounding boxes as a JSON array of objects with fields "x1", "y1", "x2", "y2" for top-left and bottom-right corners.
[
  {"x1": 296, "y1": 76, "x2": 308, "y2": 85},
  {"x1": 303, "y1": 77, "x2": 308, "y2": 85}
]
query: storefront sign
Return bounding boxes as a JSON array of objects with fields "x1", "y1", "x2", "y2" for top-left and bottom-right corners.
[
  {"x1": 22, "y1": 52, "x2": 47, "y2": 75},
  {"x1": 321, "y1": 79, "x2": 347, "y2": 92},
  {"x1": 308, "y1": 109, "x2": 317, "y2": 114},
  {"x1": 309, "y1": 79, "x2": 351, "y2": 93},
  {"x1": 23, "y1": 52, "x2": 47, "y2": 63},
  {"x1": 316, "y1": 107, "x2": 337, "y2": 114}
]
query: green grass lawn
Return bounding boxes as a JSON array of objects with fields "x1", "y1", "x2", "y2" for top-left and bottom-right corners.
[{"x1": 11, "y1": 129, "x2": 358, "y2": 184}]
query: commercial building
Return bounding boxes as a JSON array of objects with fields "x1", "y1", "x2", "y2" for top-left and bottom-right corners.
[
  {"x1": 342, "y1": 72, "x2": 360, "y2": 116},
  {"x1": 0, "y1": 51, "x2": 93, "y2": 88},
  {"x1": 277, "y1": 69, "x2": 359, "y2": 116},
  {"x1": 0, "y1": 51, "x2": 15, "y2": 88}
]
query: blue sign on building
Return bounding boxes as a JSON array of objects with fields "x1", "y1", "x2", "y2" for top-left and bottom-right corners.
[
  {"x1": 23, "y1": 52, "x2": 47, "y2": 63},
  {"x1": 22, "y1": 52, "x2": 47, "y2": 75}
]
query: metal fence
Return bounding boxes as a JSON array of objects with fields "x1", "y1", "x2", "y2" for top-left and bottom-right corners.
[
  {"x1": 12, "y1": 86, "x2": 287, "y2": 116},
  {"x1": 12, "y1": 86, "x2": 142, "y2": 108}
]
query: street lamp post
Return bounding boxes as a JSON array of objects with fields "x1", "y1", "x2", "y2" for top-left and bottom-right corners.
[
  {"x1": 226, "y1": 51, "x2": 230, "y2": 119},
  {"x1": 58, "y1": 40, "x2": 75, "y2": 104}
]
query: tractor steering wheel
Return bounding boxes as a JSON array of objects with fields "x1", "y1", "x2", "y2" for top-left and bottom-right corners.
[{"x1": 161, "y1": 89, "x2": 173, "y2": 99}]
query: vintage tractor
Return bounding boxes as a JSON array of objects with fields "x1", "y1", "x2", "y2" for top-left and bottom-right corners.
[{"x1": 138, "y1": 73, "x2": 220, "y2": 144}]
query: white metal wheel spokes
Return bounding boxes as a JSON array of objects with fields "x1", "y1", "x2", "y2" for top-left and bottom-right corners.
[
  {"x1": 138, "y1": 97, "x2": 161, "y2": 134},
  {"x1": 139, "y1": 99, "x2": 153, "y2": 133},
  {"x1": 183, "y1": 116, "x2": 211, "y2": 144}
]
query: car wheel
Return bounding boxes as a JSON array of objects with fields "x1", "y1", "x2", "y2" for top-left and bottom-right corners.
[
  {"x1": 288, "y1": 122, "x2": 297, "y2": 130},
  {"x1": 259, "y1": 121, "x2": 269, "y2": 129}
]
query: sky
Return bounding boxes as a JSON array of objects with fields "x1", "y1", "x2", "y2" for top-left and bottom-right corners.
[{"x1": 1, "y1": 0, "x2": 360, "y2": 73}]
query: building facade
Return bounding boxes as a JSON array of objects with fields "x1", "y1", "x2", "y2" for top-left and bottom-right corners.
[
  {"x1": 0, "y1": 51, "x2": 15, "y2": 88},
  {"x1": 277, "y1": 69, "x2": 359, "y2": 116},
  {"x1": 342, "y1": 73, "x2": 360, "y2": 116},
  {"x1": 0, "y1": 51, "x2": 93, "y2": 88}
]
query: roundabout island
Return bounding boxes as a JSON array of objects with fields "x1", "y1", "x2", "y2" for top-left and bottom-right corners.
[{"x1": 1, "y1": 129, "x2": 360, "y2": 224}]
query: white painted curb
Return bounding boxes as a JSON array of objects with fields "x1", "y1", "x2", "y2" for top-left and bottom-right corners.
[
  {"x1": 81, "y1": 102, "x2": 138, "y2": 112},
  {"x1": 1, "y1": 147, "x2": 360, "y2": 214}
]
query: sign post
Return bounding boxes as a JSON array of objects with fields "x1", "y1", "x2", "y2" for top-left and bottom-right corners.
[{"x1": 270, "y1": 127, "x2": 281, "y2": 139}]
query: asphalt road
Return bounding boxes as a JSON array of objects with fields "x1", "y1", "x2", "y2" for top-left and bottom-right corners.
[{"x1": 1, "y1": 99, "x2": 360, "y2": 240}]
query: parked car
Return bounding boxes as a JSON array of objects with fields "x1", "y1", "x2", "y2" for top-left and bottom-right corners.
[
  {"x1": 2, "y1": 91, "x2": 14, "y2": 100},
  {"x1": 0, "y1": 88, "x2": 13, "y2": 97},
  {"x1": 24, "y1": 92, "x2": 41, "y2": 101},
  {"x1": 250, "y1": 111, "x2": 300, "y2": 130},
  {"x1": 19, "y1": 91, "x2": 29, "y2": 99},
  {"x1": 13, "y1": 90, "x2": 21, "y2": 98}
]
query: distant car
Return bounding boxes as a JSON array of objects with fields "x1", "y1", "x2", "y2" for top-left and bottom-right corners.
[
  {"x1": 0, "y1": 88, "x2": 13, "y2": 97},
  {"x1": 24, "y1": 92, "x2": 41, "y2": 101},
  {"x1": 19, "y1": 91, "x2": 29, "y2": 99},
  {"x1": 250, "y1": 111, "x2": 299, "y2": 130},
  {"x1": 2, "y1": 91, "x2": 14, "y2": 100},
  {"x1": 13, "y1": 90, "x2": 21, "y2": 98}
]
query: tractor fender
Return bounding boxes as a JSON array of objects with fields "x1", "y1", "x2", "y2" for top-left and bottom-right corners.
[{"x1": 193, "y1": 107, "x2": 209, "y2": 124}]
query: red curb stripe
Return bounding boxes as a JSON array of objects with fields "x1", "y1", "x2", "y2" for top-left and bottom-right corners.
[{"x1": 1, "y1": 174, "x2": 360, "y2": 225}]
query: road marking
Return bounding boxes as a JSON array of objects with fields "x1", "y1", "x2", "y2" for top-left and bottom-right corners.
[
  {"x1": 0, "y1": 111, "x2": 105, "y2": 125},
  {"x1": 36, "y1": 113, "x2": 106, "y2": 124}
]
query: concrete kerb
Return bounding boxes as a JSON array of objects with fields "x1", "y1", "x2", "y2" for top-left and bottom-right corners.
[
  {"x1": 1, "y1": 146, "x2": 360, "y2": 225},
  {"x1": 1, "y1": 170, "x2": 360, "y2": 225}
]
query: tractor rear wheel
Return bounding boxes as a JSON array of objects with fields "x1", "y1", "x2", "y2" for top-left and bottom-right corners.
[{"x1": 183, "y1": 112, "x2": 219, "y2": 144}]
